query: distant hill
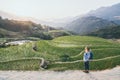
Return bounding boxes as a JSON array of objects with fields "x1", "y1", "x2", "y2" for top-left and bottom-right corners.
[
  {"x1": 65, "y1": 16, "x2": 117, "y2": 35},
  {"x1": 0, "y1": 10, "x2": 76, "y2": 28},
  {"x1": 87, "y1": 3, "x2": 120, "y2": 24},
  {"x1": 1, "y1": 3, "x2": 120, "y2": 38},
  {"x1": 0, "y1": 16, "x2": 72, "y2": 39},
  {"x1": 0, "y1": 16, "x2": 54, "y2": 39},
  {"x1": 64, "y1": 3, "x2": 120, "y2": 36},
  {"x1": 87, "y1": 26, "x2": 120, "y2": 39}
]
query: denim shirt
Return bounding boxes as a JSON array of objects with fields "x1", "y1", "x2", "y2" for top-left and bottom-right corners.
[{"x1": 83, "y1": 52, "x2": 90, "y2": 62}]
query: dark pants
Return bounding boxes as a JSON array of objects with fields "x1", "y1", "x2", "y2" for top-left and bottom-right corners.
[{"x1": 84, "y1": 61, "x2": 89, "y2": 70}]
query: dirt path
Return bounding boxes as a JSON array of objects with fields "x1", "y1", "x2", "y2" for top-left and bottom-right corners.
[
  {"x1": 0, "y1": 67, "x2": 120, "y2": 80},
  {"x1": 55, "y1": 55, "x2": 120, "y2": 64}
]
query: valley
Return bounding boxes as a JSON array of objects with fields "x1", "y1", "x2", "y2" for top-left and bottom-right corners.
[{"x1": 0, "y1": 36, "x2": 120, "y2": 71}]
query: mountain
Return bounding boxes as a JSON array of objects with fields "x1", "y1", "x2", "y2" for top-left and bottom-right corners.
[
  {"x1": 0, "y1": 10, "x2": 78, "y2": 28},
  {"x1": 65, "y1": 16, "x2": 117, "y2": 35},
  {"x1": 0, "y1": 10, "x2": 71, "y2": 28},
  {"x1": 64, "y1": 3, "x2": 120, "y2": 35},
  {"x1": 1, "y1": 3, "x2": 120, "y2": 37},
  {"x1": 0, "y1": 16, "x2": 72, "y2": 39},
  {"x1": 87, "y1": 25, "x2": 120, "y2": 39},
  {"x1": 87, "y1": 3, "x2": 120, "y2": 24},
  {"x1": 46, "y1": 2, "x2": 120, "y2": 28},
  {"x1": 0, "y1": 16, "x2": 55, "y2": 39}
]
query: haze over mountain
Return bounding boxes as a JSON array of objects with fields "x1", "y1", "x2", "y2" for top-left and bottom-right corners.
[
  {"x1": 0, "y1": 10, "x2": 46, "y2": 25},
  {"x1": 1, "y1": 3, "x2": 120, "y2": 28},
  {"x1": 65, "y1": 16, "x2": 117, "y2": 34},
  {"x1": 88, "y1": 3, "x2": 120, "y2": 19},
  {"x1": 0, "y1": 2, "x2": 120, "y2": 38},
  {"x1": 0, "y1": 10, "x2": 73, "y2": 28},
  {"x1": 87, "y1": 3, "x2": 120, "y2": 24},
  {"x1": 64, "y1": 3, "x2": 120, "y2": 35},
  {"x1": 0, "y1": 10, "x2": 31, "y2": 21},
  {"x1": 0, "y1": 10, "x2": 76, "y2": 28}
]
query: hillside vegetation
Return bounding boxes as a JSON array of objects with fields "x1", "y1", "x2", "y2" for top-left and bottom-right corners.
[
  {"x1": 0, "y1": 16, "x2": 71, "y2": 39},
  {"x1": 87, "y1": 26, "x2": 120, "y2": 39},
  {"x1": 0, "y1": 36, "x2": 120, "y2": 70}
]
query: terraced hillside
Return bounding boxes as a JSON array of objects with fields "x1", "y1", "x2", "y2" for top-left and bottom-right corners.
[{"x1": 0, "y1": 36, "x2": 120, "y2": 70}]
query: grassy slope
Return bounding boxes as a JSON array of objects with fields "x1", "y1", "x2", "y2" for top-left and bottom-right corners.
[
  {"x1": 0, "y1": 28, "x2": 22, "y2": 38},
  {"x1": 0, "y1": 36, "x2": 120, "y2": 70}
]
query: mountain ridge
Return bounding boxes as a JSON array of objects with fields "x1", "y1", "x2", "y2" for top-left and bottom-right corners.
[
  {"x1": 64, "y1": 3, "x2": 120, "y2": 36},
  {"x1": 65, "y1": 16, "x2": 117, "y2": 35}
]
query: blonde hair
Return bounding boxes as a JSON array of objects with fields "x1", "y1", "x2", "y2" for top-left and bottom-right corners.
[{"x1": 85, "y1": 46, "x2": 90, "y2": 51}]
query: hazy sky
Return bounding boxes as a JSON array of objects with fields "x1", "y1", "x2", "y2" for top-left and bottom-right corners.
[{"x1": 0, "y1": 0, "x2": 120, "y2": 20}]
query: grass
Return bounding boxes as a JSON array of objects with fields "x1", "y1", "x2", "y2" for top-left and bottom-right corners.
[
  {"x1": 49, "y1": 56, "x2": 120, "y2": 71},
  {"x1": 0, "y1": 36, "x2": 120, "y2": 70},
  {"x1": 0, "y1": 59, "x2": 40, "y2": 70}
]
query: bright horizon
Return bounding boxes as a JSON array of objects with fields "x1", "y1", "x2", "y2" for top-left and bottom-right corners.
[{"x1": 0, "y1": 0, "x2": 120, "y2": 20}]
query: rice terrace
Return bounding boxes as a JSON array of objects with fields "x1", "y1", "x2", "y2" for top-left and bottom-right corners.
[{"x1": 0, "y1": 36, "x2": 120, "y2": 71}]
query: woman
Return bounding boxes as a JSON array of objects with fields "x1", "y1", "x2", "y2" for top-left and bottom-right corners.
[{"x1": 83, "y1": 46, "x2": 92, "y2": 73}]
